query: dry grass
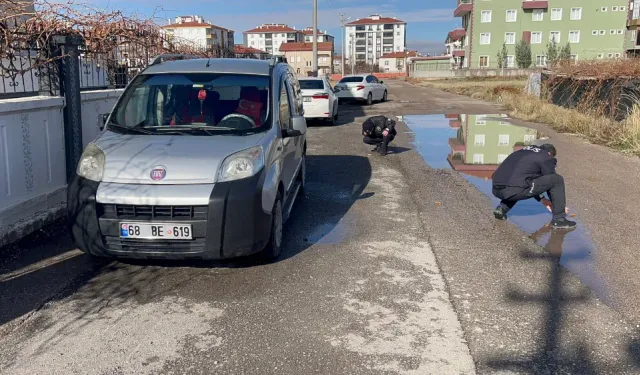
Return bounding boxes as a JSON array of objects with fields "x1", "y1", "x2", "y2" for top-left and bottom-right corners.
[
  {"x1": 552, "y1": 59, "x2": 640, "y2": 79},
  {"x1": 415, "y1": 77, "x2": 640, "y2": 155}
]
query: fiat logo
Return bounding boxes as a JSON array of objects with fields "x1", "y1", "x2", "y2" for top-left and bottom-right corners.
[{"x1": 150, "y1": 167, "x2": 166, "y2": 181}]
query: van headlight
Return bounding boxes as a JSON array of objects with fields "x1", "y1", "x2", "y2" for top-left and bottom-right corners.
[
  {"x1": 218, "y1": 146, "x2": 264, "y2": 182},
  {"x1": 76, "y1": 143, "x2": 105, "y2": 182}
]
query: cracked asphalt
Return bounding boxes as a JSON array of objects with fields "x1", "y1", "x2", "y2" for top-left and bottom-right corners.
[{"x1": 1, "y1": 80, "x2": 639, "y2": 374}]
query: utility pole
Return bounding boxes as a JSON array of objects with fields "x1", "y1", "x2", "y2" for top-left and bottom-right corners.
[
  {"x1": 350, "y1": 34, "x2": 355, "y2": 74},
  {"x1": 339, "y1": 14, "x2": 347, "y2": 76},
  {"x1": 312, "y1": 0, "x2": 318, "y2": 77}
]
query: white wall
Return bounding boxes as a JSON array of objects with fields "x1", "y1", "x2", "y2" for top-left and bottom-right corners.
[{"x1": 0, "y1": 89, "x2": 123, "y2": 245}]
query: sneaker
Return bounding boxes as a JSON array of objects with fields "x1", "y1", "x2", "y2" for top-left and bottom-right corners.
[
  {"x1": 551, "y1": 217, "x2": 577, "y2": 229},
  {"x1": 493, "y1": 206, "x2": 507, "y2": 220}
]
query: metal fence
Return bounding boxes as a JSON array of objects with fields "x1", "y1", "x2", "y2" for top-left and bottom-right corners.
[{"x1": 1, "y1": 36, "x2": 272, "y2": 99}]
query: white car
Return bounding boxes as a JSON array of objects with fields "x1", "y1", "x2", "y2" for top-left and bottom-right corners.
[
  {"x1": 334, "y1": 74, "x2": 388, "y2": 106},
  {"x1": 298, "y1": 76, "x2": 339, "y2": 125}
]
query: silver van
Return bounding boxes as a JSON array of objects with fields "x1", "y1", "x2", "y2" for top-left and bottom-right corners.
[{"x1": 67, "y1": 57, "x2": 307, "y2": 261}]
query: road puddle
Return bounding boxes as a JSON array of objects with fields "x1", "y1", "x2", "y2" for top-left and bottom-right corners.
[{"x1": 403, "y1": 114, "x2": 610, "y2": 304}]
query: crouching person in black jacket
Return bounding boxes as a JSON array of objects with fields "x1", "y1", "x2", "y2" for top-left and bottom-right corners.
[
  {"x1": 492, "y1": 144, "x2": 576, "y2": 229},
  {"x1": 362, "y1": 115, "x2": 397, "y2": 156}
]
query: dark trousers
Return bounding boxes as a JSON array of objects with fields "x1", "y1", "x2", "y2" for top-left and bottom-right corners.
[
  {"x1": 492, "y1": 174, "x2": 567, "y2": 220},
  {"x1": 363, "y1": 134, "x2": 395, "y2": 153}
]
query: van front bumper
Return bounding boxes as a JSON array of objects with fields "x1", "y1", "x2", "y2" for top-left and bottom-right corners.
[{"x1": 67, "y1": 172, "x2": 272, "y2": 260}]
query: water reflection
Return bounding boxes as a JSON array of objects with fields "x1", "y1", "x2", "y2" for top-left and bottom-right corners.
[{"x1": 405, "y1": 114, "x2": 610, "y2": 303}]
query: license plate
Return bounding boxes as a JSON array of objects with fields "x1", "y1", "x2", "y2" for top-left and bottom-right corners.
[
  {"x1": 120, "y1": 223, "x2": 193, "y2": 240},
  {"x1": 303, "y1": 97, "x2": 312, "y2": 102}
]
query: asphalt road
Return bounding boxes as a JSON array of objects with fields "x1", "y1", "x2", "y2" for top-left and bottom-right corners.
[{"x1": 0, "y1": 80, "x2": 639, "y2": 374}]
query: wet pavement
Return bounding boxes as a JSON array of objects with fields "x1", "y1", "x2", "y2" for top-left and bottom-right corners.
[{"x1": 404, "y1": 114, "x2": 609, "y2": 306}]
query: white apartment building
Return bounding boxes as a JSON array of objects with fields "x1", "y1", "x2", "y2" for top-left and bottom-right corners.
[
  {"x1": 161, "y1": 15, "x2": 235, "y2": 50},
  {"x1": 243, "y1": 24, "x2": 303, "y2": 56},
  {"x1": 345, "y1": 14, "x2": 407, "y2": 65},
  {"x1": 300, "y1": 27, "x2": 335, "y2": 44}
]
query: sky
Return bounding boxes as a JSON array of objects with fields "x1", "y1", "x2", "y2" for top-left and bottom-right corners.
[{"x1": 82, "y1": 0, "x2": 458, "y2": 55}]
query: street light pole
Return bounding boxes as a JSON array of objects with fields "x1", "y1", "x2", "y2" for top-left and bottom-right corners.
[
  {"x1": 312, "y1": 0, "x2": 318, "y2": 77},
  {"x1": 339, "y1": 14, "x2": 345, "y2": 76}
]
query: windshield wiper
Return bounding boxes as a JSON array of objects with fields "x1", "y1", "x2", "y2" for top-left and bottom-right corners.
[{"x1": 106, "y1": 123, "x2": 155, "y2": 135}]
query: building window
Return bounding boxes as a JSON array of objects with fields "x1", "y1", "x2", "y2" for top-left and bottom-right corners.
[
  {"x1": 618, "y1": 29, "x2": 624, "y2": 35},
  {"x1": 481, "y1": 10, "x2": 492, "y2": 23},
  {"x1": 570, "y1": 7, "x2": 582, "y2": 20},
  {"x1": 532, "y1": 9, "x2": 544, "y2": 21},
  {"x1": 599, "y1": 30, "x2": 606, "y2": 35},
  {"x1": 569, "y1": 31, "x2": 580, "y2": 43},
  {"x1": 297, "y1": 56, "x2": 301, "y2": 62},
  {"x1": 497, "y1": 154, "x2": 509, "y2": 164},
  {"x1": 474, "y1": 134, "x2": 486, "y2": 146},
  {"x1": 505, "y1": 32, "x2": 516, "y2": 45},
  {"x1": 498, "y1": 134, "x2": 510, "y2": 146},
  {"x1": 621, "y1": 6, "x2": 627, "y2": 11},
  {"x1": 524, "y1": 134, "x2": 536, "y2": 144},
  {"x1": 479, "y1": 56, "x2": 489, "y2": 68},
  {"x1": 550, "y1": 31, "x2": 561, "y2": 43},
  {"x1": 597, "y1": 53, "x2": 604, "y2": 59},
  {"x1": 506, "y1": 9, "x2": 517, "y2": 22},
  {"x1": 601, "y1": 6, "x2": 607, "y2": 12},
  {"x1": 608, "y1": 53, "x2": 614, "y2": 58},
  {"x1": 480, "y1": 33, "x2": 491, "y2": 45},
  {"x1": 476, "y1": 116, "x2": 486, "y2": 125},
  {"x1": 535, "y1": 55, "x2": 547, "y2": 66},
  {"x1": 615, "y1": 52, "x2": 621, "y2": 58},
  {"x1": 531, "y1": 32, "x2": 543, "y2": 44},
  {"x1": 551, "y1": 8, "x2": 563, "y2": 20},
  {"x1": 473, "y1": 154, "x2": 484, "y2": 164},
  {"x1": 385, "y1": 60, "x2": 389, "y2": 66},
  {"x1": 592, "y1": 30, "x2": 598, "y2": 35},
  {"x1": 610, "y1": 29, "x2": 616, "y2": 35},
  {"x1": 506, "y1": 55, "x2": 515, "y2": 68},
  {"x1": 612, "y1": 6, "x2": 619, "y2": 11}
]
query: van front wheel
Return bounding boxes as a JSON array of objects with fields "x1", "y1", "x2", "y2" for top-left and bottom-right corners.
[{"x1": 260, "y1": 193, "x2": 283, "y2": 262}]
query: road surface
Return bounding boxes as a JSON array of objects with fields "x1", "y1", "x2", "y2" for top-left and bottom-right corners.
[{"x1": 1, "y1": 80, "x2": 639, "y2": 374}]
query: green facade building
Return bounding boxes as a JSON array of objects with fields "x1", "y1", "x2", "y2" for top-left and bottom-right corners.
[
  {"x1": 451, "y1": 0, "x2": 632, "y2": 69},
  {"x1": 448, "y1": 114, "x2": 540, "y2": 173}
]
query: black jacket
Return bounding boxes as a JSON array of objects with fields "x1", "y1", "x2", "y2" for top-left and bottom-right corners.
[
  {"x1": 492, "y1": 145, "x2": 557, "y2": 189},
  {"x1": 363, "y1": 115, "x2": 397, "y2": 138}
]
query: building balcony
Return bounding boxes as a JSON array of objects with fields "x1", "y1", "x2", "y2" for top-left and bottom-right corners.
[
  {"x1": 628, "y1": 18, "x2": 640, "y2": 30},
  {"x1": 449, "y1": 138, "x2": 466, "y2": 152},
  {"x1": 448, "y1": 28, "x2": 466, "y2": 40},
  {"x1": 522, "y1": 0, "x2": 548, "y2": 10},
  {"x1": 454, "y1": 0, "x2": 472, "y2": 17},
  {"x1": 449, "y1": 120, "x2": 462, "y2": 129},
  {"x1": 452, "y1": 49, "x2": 466, "y2": 57}
]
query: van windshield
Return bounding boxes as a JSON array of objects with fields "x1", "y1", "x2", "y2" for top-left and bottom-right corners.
[{"x1": 108, "y1": 73, "x2": 271, "y2": 135}]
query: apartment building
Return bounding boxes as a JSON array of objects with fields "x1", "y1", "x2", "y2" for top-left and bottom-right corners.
[
  {"x1": 243, "y1": 24, "x2": 303, "y2": 56},
  {"x1": 345, "y1": 14, "x2": 407, "y2": 65},
  {"x1": 378, "y1": 51, "x2": 419, "y2": 73},
  {"x1": 280, "y1": 42, "x2": 334, "y2": 76},
  {"x1": 451, "y1": 0, "x2": 630, "y2": 69},
  {"x1": 161, "y1": 15, "x2": 234, "y2": 50},
  {"x1": 301, "y1": 27, "x2": 335, "y2": 44}
]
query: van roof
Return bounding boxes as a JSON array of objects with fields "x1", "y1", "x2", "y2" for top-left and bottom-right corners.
[{"x1": 142, "y1": 58, "x2": 272, "y2": 76}]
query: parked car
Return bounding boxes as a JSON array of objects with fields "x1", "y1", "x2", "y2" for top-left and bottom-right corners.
[
  {"x1": 68, "y1": 56, "x2": 307, "y2": 262},
  {"x1": 334, "y1": 74, "x2": 388, "y2": 105},
  {"x1": 298, "y1": 76, "x2": 339, "y2": 125}
]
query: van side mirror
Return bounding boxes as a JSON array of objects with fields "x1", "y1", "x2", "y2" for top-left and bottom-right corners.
[
  {"x1": 284, "y1": 115, "x2": 307, "y2": 137},
  {"x1": 100, "y1": 113, "x2": 109, "y2": 130}
]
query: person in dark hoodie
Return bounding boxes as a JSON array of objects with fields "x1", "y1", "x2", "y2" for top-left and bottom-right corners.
[
  {"x1": 362, "y1": 115, "x2": 397, "y2": 156},
  {"x1": 491, "y1": 143, "x2": 576, "y2": 229}
]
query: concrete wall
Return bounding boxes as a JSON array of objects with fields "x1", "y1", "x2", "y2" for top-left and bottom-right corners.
[
  {"x1": 0, "y1": 89, "x2": 123, "y2": 247},
  {"x1": 409, "y1": 68, "x2": 534, "y2": 79}
]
